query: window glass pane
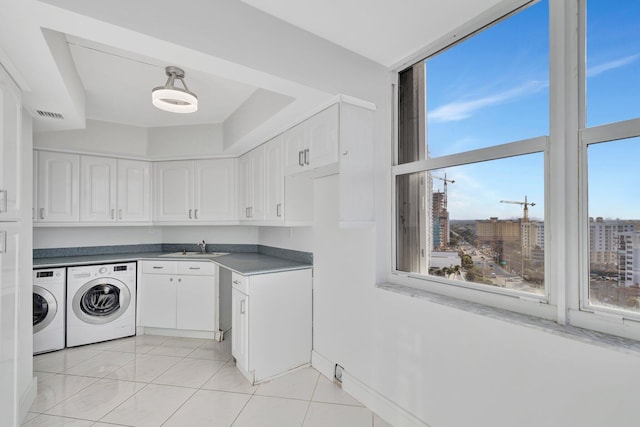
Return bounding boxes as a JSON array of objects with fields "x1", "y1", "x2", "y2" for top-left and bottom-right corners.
[
  {"x1": 396, "y1": 153, "x2": 545, "y2": 295},
  {"x1": 425, "y1": 0, "x2": 548, "y2": 158},
  {"x1": 588, "y1": 137, "x2": 640, "y2": 313},
  {"x1": 586, "y1": 1, "x2": 640, "y2": 127}
]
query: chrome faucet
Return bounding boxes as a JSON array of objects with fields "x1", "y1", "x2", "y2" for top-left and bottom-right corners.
[{"x1": 198, "y1": 240, "x2": 206, "y2": 253}]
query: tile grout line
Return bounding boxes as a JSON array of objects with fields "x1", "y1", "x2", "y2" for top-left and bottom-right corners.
[{"x1": 299, "y1": 370, "x2": 322, "y2": 427}]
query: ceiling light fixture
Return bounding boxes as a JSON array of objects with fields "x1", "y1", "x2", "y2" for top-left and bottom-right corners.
[{"x1": 152, "y1": 66, "x2": 198, "y2": 113}]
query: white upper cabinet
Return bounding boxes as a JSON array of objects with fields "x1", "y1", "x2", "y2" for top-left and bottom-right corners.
[
  {"x1": 238, "y1": 146, "x2": 265, "y2": 222},
  {"x1": 155, "y1": 159, "x2": 235, "y2": 223},
  {"x1": 0, "y1": 80, "x2": 22, "y2": 221},
  {"x1": 338, "y1": 102, "x2": 375, "y2": 226},
  {"x1": 37, "y1": 151, "x2": 80, "y2": 223},
  {"x1": 283, "y1": 104, "x2": 339, "y2": 175},
  {"x1": 117, "y1": 159, "x2": 151, "y2": 222},
  {"x1": 155, "y1": 160, "x2": 194, "y2": 222},
  {"x1": 78, "y1": 156, "x2": 153, "y2": 224},
  {"x1": 194, "y1": 158, "x2": 236, "y2": 221},
  {"x1": 264, "y1": 135, "x2": 284, "y2": 223},
  {"x1": 80, "y1": 155, "x2": 117, "y2": 222},
  {"x1": 307, "y1": 104, "x2": 339, "y2": 168}
]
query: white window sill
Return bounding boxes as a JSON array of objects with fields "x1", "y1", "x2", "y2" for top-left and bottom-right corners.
[{"x1": 377, "y1": 282, "x2": 640, "y2": 357}]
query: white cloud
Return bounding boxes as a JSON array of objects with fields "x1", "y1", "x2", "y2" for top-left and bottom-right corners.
[
  {"x1": 428, "y1": 80, "x2": 548, "y2": 123},
  {"x1": 587, "y1": 54, "x2": 640, "y2": 78}
]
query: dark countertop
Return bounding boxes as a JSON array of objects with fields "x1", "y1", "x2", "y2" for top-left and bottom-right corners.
[{"x1": 33, "y1": 252, "x2": 312, "y2": 276}]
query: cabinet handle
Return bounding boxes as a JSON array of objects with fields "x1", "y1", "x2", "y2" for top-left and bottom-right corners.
[
  {"x1": 170, "y1": 277, "x2": 173, "y2": 282},
  {"x1": 233, "y1": 280, "x2": 240, "y2": 285},
  {"x1": 276, "y1": 203, "x2": 281, "y2": 217},
  {"x1": 189, "y1": 267, "x2": 201, "y2": 270},
  {"x1": 118, "y1": 209, "x2": 123, "y2": 220},
  {"x1": 194, "y1": 209, "x2": 199, "y2": 219},
  {"x1": 39, "y1": 208, "x2": 45, "y2": 220},
  {"x1": 245, "y1": 207, "x2": 249, "y2": 218},
  {"x1": 152, "y1": 266, "x2": 164, "y2": 270},
  {"x1": 111, "y1": 209, "x2": 115, "y2": 220},
  {"x1": 240, "y1": 299, "x2": 246, "y2": 314},
  {"x1": 298, "y1": 150, "x2": 304, "y2": 166},
  {"x1": 178, "y1": 278, "x2": 182, "y2": 282},
  {"x1": 189, "y1": 209, "x2": 193, "y2": 219},
  {"x1": 0, "y1": 189, "x2": 7, "y2": 213},
  {"x1": 304, "y1": 148, "x2": 310, "y2": 165},
  {"x1": 342, "y1": 150, "x2": 349, "y2": 156},
  {"x1": 0, "y1": 231, "x2": 6, "y2": 254}
]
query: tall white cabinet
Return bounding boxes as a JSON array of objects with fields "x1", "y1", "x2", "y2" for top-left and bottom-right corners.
[{"x1": 1, "y1": 66, "x2": 34, "y2": 426}]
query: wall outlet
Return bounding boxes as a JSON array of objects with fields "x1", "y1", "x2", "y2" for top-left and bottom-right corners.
[{"x1": 334, "y1": 364, "x2": 344, "y2": 386}]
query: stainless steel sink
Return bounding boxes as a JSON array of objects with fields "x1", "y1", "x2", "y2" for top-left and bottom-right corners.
[{"x1": 158, "y1": 252, "x2": 228, "y2": 258}]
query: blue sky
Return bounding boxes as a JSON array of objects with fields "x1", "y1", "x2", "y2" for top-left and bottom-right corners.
[{"x1": 424, "y1": 0, "x2": 640, "y2": 220}]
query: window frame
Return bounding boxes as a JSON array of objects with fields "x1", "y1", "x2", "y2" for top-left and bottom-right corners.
[
  {"x1": 389, "y1": 0, "x2": 554, "y2": 319},
  {"x1": 388, "y1": 0, "x2": 640, "y2": 341}
]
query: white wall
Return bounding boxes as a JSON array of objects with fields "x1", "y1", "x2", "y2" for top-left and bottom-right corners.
[
  {"x1": 310, "y1": 175, "x2": 640, "y2": 427},
  {"x1": 258, "y1": 226, "x2": 313, "y2": 253},
  {"x1": 34, "y1": 119, "x2": 147, "y2": 157},
  {"x1": 147, "y1": 123, "x2": 225, "y2": 159}
]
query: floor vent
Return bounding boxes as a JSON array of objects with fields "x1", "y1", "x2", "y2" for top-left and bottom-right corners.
[{"x1": 36, "y1": 110, "x2": 64, "y2": 120}]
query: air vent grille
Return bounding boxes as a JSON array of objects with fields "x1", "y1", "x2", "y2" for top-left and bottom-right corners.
[{"x1": 36, "y1": 110, "x2": 64, "y2": 120}]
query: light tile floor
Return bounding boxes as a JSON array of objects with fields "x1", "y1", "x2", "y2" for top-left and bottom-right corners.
[{"x1": 25, "y1": 335, "x2": 392, "y2": 427}]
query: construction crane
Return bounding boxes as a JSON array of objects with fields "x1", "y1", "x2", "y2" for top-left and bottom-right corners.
[
  {"x1": 433, "y1": 173, "x2": 455, "y2": 211},
  {"x1": 500, "y1": 195, "x2": 535, "y2": 222}
]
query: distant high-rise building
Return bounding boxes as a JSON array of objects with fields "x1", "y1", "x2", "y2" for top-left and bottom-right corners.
[
  {"x1": 476, "y1": 217, "x2": 521, "y2": 246},
  {"x1": 618, "y1": 231, "x2": 640, "y2": 287},
  {"x1": 432, "y1": 191, "x2": 449, "y2": 249},
  {"x1": 521, "y1": 221, "x2": 544, "y2": 258},
  {"x1": 589, "y1": 217, "x2": 638, "y2": 270}
]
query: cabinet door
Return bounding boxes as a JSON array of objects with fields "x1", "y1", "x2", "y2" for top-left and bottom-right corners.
[
  {"x1": 250, "y1": 145, "x2": 265, "y2": 221},
  {"x1": 0, "y1": 81, "x2": 21, "y2": 221},
  {"x1": 176, "y1": 275, "x2": 216, "y2": 331},
  {"x1": 264, "y1": 136, "x2": 284, "y2": 222},
  {"x1": 283, "y1": 123, "x2": 306, "y2": 175},
  {"x1": 307, "y1": 104, "x2": 339, "y2": 169},
  {"x1": 237, "y1": 153, "x2": 252, "y2": 220},
  {"x1": 80, "y1": 155, "x2": 117, "y2": 222},
  {"x1": 231, "y1": 287, "x2": 249, "y2": 373},
  {"x1": 37, "y1": 151, "x2": 79, "y2": 222},
  {"x1": 117, "y1": 159, "x2": 151, "y2": 222},
  {"x1": 155, "y1": 161, "x2": 193, "y2": 221},
  {"x1": 138, "y1": 274, "x2": 176, "y2": 328},
  {"x1": 0, "y1": 224, "x2": 19, "y2": 427},
  {"x1": 339, "y1": 103, "x2": 375, "y2": 225},
  {"x1": 194, "y1": 159, "x2": 236, "y2": 221}
]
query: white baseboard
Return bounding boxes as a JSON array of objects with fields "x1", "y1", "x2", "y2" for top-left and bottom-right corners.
[
  {"x1": 19, "y1": 376, "x2": 37, "y2": 423},
  {"x1": 137, "y1": 327, "x2": 219, "y2": 340},
  {"x1": 311, "y1": 350, "x2": 430, "y2": 427}
]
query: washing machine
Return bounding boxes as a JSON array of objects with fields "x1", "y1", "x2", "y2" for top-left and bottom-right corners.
[
  {"x1": 33, "y1": 268, "x2": 66, "y2": 354},
  {"x1": 66, "y1": 262, "x2": 136, "y2": 347}
]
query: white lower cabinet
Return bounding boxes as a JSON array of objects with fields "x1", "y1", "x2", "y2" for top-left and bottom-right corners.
[
  {"x1": 138, "y1": 260, "x2": 217, "y2": 333},
  {"x1": 231, "y1": 268, "x2": 312, "y2": 384}
]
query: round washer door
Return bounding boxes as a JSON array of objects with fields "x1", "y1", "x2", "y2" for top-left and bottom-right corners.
[
  {"x1": 33, "y1": 285, "x2": 58, "y2": 333},
  {"x1": 72, "y1": 277, "x2": 131, "y2": 325}
]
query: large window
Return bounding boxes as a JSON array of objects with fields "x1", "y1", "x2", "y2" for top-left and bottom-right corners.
[
  {"x1": 393, "y1": 0, "x2": 640, "y2": 338},
  {"x1": 394, "y1": 0, "x2": 548, "y2": 299},
  {"x1": 583, "y1": 1, "x2": 640, "y2": 318}
]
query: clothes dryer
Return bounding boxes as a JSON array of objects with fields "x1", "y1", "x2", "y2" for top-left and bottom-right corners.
[
  {"x1": 66, "y1": 262, "x2": 136, "y2": 347},
  {"x1": 33, "y1": 268, "x2": 66, "y2": 354}
]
